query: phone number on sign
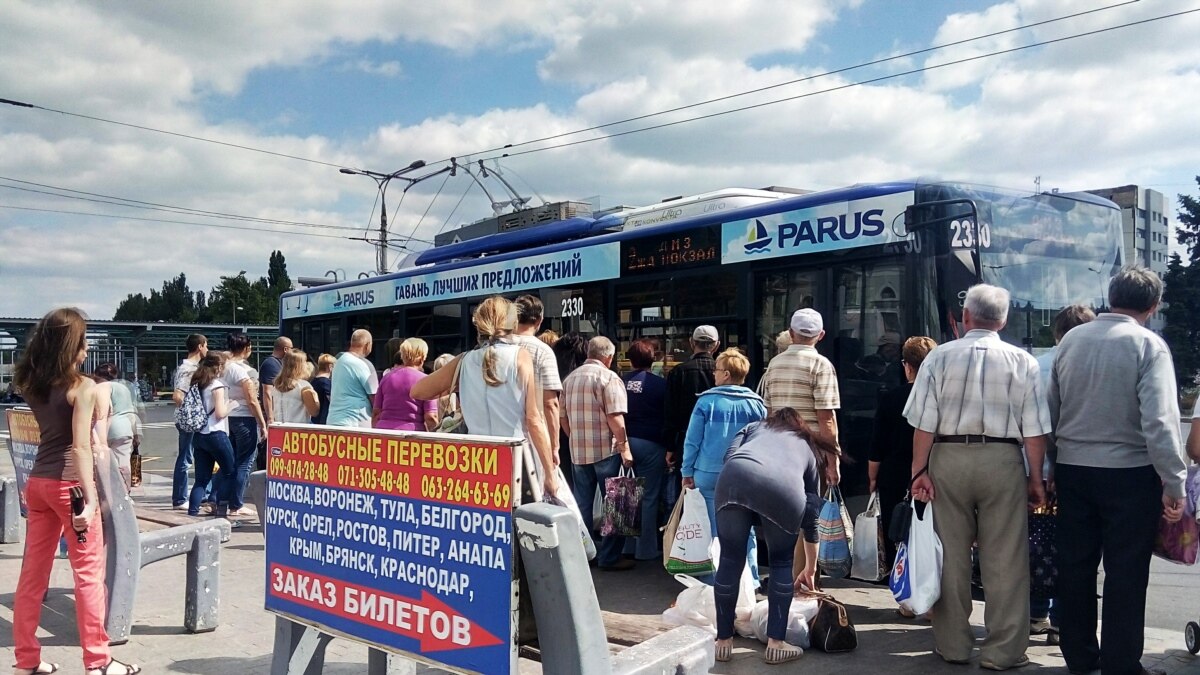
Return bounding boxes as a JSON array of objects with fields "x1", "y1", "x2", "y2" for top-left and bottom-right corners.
[
  {"x1": 269, "y1": 456, "x2": 330, "y2": 484},
  {"x1": 421, "y1": 475, "x2": 511, "y2": 510},
  {"x1": 335, "y1": 464, "x2": 412, "y2": 495}
]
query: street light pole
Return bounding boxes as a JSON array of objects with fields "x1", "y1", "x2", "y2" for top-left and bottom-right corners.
[{"x1": 340, "y1": 160, "x2": 428, "y2": 275}]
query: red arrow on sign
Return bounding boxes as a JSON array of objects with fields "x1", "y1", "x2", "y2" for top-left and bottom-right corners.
[{"x1": 268, "y1": 564, "x2": 503, "y2": 653}]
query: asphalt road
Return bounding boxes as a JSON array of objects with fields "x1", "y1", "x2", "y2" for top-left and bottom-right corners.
[{"x1": 2, "y1": 405, "x2": 1197, "y2": 634}]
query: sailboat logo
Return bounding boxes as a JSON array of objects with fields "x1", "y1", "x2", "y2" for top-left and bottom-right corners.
[{"x1": 743, "y1": 220, "x2": 772, "y2": 255}]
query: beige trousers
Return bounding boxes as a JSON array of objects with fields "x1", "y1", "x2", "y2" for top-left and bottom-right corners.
[{"x1": 929, "y1": 441, "x2": 1029, "y2": 666}]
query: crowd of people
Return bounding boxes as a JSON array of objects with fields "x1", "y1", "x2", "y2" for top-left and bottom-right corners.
[{"x1": 9, "y1": 265, "x2": 1200, "y2": 673}]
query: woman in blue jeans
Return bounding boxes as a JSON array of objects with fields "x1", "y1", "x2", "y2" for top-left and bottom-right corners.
[
  {"x1": 712, "y1": 408, "x2": 827, "y2": 665},
  {"x1": 621, "y1": 339, "x2": 668, "y2": 560},
  {"x1": 214, "y1": 332, "x2": 266, "y2": 516},
  {"x1": 187, "y1": 352, "x2": 238, "y2": 517}
]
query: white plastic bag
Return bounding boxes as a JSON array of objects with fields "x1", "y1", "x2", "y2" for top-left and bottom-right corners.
[
  {"x1": 529, "y1": 443, "x2": 597, "y2": 560},
  {"x1": 664, "y1": 488, "x2": 714, "y2": 575},
  {"x1": 890, "y1": 500, "x2": 942, "y2": 615},
  {"x1": 661, "y1": 575, "x2": 717, "y2": 633},
  {"x1": 750, "y1": 597, "x2": 817, "y2": 647},
  {"x1": 851, "y1": 492, "x2": 887, "y2": 582}
]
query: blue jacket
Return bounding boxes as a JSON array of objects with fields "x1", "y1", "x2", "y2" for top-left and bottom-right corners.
[{"x1": 681, "y1": 385, "x2": 767, "y2": 477}]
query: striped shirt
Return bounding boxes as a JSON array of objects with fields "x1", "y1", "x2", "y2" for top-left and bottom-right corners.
[
  {"x1": 762, "y1": 344, "x2": 840, "y2": 424},
  {"x1": 904, "y1": 329, "x2": 1052, "y2": 439},
  {"x1": 562, "y1": 359, "x2": 629, "y2": 465}
]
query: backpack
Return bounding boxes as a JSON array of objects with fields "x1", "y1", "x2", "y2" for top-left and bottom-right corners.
[{"x1": 174, "y1": 384, "x2": 209, "y2": 433}]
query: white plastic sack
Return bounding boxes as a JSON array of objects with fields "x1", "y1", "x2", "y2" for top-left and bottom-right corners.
[
  {"x1": 664, "y1": 488, "x2": 714, "y2": 575},
  {"x1": 709, "y1": 539, "x2": 758, "y2": 637},
  {"x1": 661, "y1": 575, "x2": 717, "y2": 633},
  {"x1": 750, "y1": 597, "x2": 817, "y2": 647},
  {"x1": 529, "y1": 444, "x2": 597, "y2": 560},
  {"x1": 890, "y1": 500, "x2": 942, "y2": 615},
  {"x1": 851, "y1": 492, "x2": 887, "y2": 582}
]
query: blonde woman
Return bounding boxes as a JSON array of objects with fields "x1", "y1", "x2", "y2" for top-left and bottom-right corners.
[
  {"x1": 412, "y1": 296, "x2": 558, "y2": 497},
  {"x1": 310, "y1": 353, "x2": 335, "y2": 424},
  {"x1": 431, "y1": 353, "x2": 457, "y2": 423},
  {"x1": 272, "y1": 350, "x2": 320, "y2": 424},
  {"x1": 373, "y1": 338, "x2": 437, "y2": 431}
]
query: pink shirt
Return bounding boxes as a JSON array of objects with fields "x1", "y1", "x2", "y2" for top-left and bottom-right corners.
[{"x1": 375, "y1": 367, "x2": 436, "y2": 431}]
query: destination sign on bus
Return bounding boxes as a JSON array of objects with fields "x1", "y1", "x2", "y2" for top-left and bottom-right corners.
[
  {"x1": 621, "y1": 225, "x2": 720, "y2": 275},
  {"x1": 720, "y1": 191, "x2": 914, "y2": 265}
]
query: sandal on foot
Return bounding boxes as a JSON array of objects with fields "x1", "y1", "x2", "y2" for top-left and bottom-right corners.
[
  {"x1": 714, "y1": 641, "x2": 732, "y2": 662},
  {"x1": 13, "y1": 664, "x2": 60, "y2": 675},
  {"x1": 86, "y1": 659, "x2": 141, "y2": 675},
  {"x1": 764, "y1": 645, "x2": 803, "y2": 665}
]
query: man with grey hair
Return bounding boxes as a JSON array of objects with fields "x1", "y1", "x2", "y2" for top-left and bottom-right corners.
[
  {"x1": 1050, "y1": 266, "x2": 1187, "y2": 675},
  {"x1": 906, "y1": 283, "x2": 1051, "y2": 670},
  {"x1": 561, "y1": 335, "x2": 633, "y2": 570},
  {"x1": 327, "y1": 329, "x2": 379, "y2": 427}
]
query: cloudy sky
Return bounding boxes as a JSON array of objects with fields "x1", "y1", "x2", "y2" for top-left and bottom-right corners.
[{"x1": 1, "y1": 0, "x2": 1197, "y2": 320}]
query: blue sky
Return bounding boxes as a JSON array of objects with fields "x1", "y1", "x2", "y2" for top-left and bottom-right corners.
[{"x1": 0, "y1": 0, "x2": 1197, "y2": 318}]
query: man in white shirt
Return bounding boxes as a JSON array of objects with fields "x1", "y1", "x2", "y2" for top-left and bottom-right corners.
[
  {"x1": 512, "y1": 295, "x2": 563, "y2": 461},
  {"x1": 327, "y1": 330, "x2": 379, "y2": 428},
  {"x1": 171, "y1": 333, "x2": 208, "y2": 508},
  {"x1": 906, "y1": 284, "x2": 1050, "y2": 671}
]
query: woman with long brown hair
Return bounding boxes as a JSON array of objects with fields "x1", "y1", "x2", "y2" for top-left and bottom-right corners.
[
  {"x1": 12, "y1": 308, "x2": 141, "y2": 675},
  {"x1": 711, "y1": 407, "x2": 830, "y2": 665},
  {"x1": 187, "y1": 352, "x2": 238, "y2": 518}
]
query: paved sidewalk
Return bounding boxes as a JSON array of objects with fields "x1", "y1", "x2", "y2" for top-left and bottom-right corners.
[{"x1": 1, "y1": 462, "x2": 1198, "y2": 673}]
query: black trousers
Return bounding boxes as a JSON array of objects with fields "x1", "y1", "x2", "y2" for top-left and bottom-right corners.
[{"x1": 1056, "y1": 463, "x2": 1162, "y2": 675}]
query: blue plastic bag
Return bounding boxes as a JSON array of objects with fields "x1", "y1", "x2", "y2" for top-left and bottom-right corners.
[{"x1": 817, "y1": 486, "x2": 853, "y2": 579}]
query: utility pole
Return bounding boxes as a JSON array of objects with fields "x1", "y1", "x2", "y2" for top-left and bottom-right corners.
[{"x1": 340, "y1": 160, "x2": 429, "y2": 275}]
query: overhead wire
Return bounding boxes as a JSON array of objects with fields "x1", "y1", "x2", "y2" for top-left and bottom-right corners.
[
  {"x1": 0, "y1": 1, "x2": 1147, "y2": 174},
  {"x1": 0, "y1": 176, "x2": 435, "y2": 243},
  {"x1": 444, "y1": 0, "x2": 1142, "y2": 159},
  {"x1": 0, "y1": 204, "x2": 352, "y2": 239}
]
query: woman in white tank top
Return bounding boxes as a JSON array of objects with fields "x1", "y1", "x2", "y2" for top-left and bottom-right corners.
[{"x1": 412, "y1": 296, "x2": 558, "y2": 498}]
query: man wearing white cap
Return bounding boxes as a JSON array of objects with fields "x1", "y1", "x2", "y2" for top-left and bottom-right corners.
[
  {"x1": 761, "y1": 308, "x2": 841, "y2": 486},
  {"x1": 664, "y1": 325, "x2": 721, "y2": 472}
]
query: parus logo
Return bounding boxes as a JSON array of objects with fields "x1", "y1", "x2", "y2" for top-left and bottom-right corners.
[{"x1": 742, "y1": 220, "x2": 772, "y2": 255}]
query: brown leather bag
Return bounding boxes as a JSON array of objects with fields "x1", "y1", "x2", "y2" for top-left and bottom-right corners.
[{"x1": 799, "y1": 589, "x2": 857, "y2": 652}]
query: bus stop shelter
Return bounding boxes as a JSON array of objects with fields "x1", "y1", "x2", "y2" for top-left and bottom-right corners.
[{"x1": 0, "y1": 318, "x2": 278, "y2": 394}]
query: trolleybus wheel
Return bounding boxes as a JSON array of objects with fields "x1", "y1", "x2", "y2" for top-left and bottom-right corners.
[{"x1": 1186, "y1": 621, "x2": 1200, "y2": 654}]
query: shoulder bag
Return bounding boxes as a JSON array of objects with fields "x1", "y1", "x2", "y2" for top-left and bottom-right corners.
[{"x1": 798, "y1": 589, "x2": 857, "y2": 652}]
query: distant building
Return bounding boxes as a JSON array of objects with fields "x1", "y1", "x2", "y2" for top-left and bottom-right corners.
[{"x1": 1086, "y1": 185, "x2": 1172, "y2": 332}]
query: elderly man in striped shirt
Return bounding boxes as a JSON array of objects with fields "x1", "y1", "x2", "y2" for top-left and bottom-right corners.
[{"x1": 906, "y1": 284, "x2": 1050, "y2": 671}]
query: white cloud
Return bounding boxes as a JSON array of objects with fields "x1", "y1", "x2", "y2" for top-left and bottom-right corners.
[{"x1": 343, "y1": 59, "x2": 404, "y2": 78}]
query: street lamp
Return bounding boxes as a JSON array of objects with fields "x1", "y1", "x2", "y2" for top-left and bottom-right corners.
[
  {"x1": 339, "y1": 159, "x2": 451, "y2": 274},
  {"x1": 233, "y1": 304, "x2": 244, "y2": 324}
]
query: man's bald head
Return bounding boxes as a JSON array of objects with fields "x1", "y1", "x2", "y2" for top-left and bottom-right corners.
[{"x1": 350, "y1": 329, "x2": 373, "y2": 350}]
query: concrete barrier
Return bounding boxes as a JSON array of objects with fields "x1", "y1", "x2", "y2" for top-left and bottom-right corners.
[
  {"x1": 1, "y1": 476, "x2": 18, "y2": 544},
  {"x1": 96, "y1": 446, "x2": 231, "y2": 643},
  {"x1": 514, "y1": 501, "x2": 714, "y2": 674}
]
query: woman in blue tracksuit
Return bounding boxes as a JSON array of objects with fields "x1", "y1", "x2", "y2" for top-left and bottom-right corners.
[{"x1": 681, "y1": 348, "x2": 766, "y2": 580}]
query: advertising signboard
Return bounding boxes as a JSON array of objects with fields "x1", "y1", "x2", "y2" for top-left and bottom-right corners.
[
  {"x1": 263, "y1": 424, "x2": 522, "y2": 674},
  {"x1": 5, "y1": 407, "x2": 40, "y2": 517}
]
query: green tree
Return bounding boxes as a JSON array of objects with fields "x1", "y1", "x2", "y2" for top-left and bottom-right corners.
[
  {"x1": 111, "y1": 254, "x2": 291, "y2": 325},
  {"x1": 1162, "y1": 176, "x2": 1200, "y2": 387}
]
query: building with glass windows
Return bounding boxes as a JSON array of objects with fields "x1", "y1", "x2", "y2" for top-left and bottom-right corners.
[{"x1": 1086, "y1": 185, "x2": 1172, "y2": 332}]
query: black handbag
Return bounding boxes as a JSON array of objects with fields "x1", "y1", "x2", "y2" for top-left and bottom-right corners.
[
  {"x1": 889, "y1": 491, "x2": 913, "y2": 543},
  {"x1": 1029, "y1": 499, "x2": 1057, "y2": 600},
  {"x1": 801, "y1": 590, "x2": 858, "y2": 653}
]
